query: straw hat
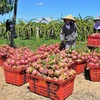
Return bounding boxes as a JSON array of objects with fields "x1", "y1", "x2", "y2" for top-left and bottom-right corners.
[
  {"x1": 93, "y1": 16, "x2": 100, "y2": 21},
  {"x1": 62, "y1": 14, "x2": 75, "y2": 22}
]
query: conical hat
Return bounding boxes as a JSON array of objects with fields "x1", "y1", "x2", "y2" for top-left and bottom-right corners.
[
  {"x1": 62, "y1": 14, "x2": 75, "y2": 21},
  {"x1": 93, "y1": 16, "x2": 100, "y2": 21}
]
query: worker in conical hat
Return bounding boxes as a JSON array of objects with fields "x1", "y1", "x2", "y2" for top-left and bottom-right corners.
[
  {"x1": 93, "y1": 16, "x2": 100, "y2": 33},
  {"x1": 62, "y1": 14, "x2": 75, "y2": 22},
  {"x1": 59, "y1": 14, "x2": 77, "y2": 50}
]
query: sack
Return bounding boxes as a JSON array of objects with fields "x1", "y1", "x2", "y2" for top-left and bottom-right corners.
[{"x1": 59, "y1": 41, "x2": 65, "y2": 51}]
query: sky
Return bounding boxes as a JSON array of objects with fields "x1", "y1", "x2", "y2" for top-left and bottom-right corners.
[{"x1": 0, "y1": 0, "x2": 100, "y2": 22}]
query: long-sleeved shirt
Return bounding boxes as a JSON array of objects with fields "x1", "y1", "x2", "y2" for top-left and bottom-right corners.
[{"x1": 60, "y1": 23, "x2": 77, "y2": 41}]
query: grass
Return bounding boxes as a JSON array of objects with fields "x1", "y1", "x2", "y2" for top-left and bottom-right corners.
[
  {"x1": 0, "y1": 37, "x2": 60, "y2": 51},
  {"x1": 0, "y1": 37, "x2": 94, "y2": 52}
]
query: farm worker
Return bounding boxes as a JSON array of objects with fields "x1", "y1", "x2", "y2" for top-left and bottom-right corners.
[
  {"x1": 93, "y1": 16, "x2": 100, "y2": 33},
  {"x1": 60, "y1": 14, "x2": 77, "y2": 50}
]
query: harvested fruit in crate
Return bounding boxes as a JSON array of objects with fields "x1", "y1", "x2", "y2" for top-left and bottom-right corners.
[
  {"x1": 0, "y1": 45, "x2": 11, "y2": 66},
  {"x1": 87, "y1": 52, "x2": 100, "y2": 81},
  {"x1": 87, "y1": 52, "x2": 100, "y2": 69},
  {"x1": 37, "y1": 43, "x2": 60, "y2": 54},
  {"x1": 87, "y1": 33, "x2": 100, "y2": 46},
  {"x1": 26, "y1": 54, "x2": 76, "y2": 81},
  {"x1": 73, "y1": 60, "x2": 86, "y2": 75},
  {"x1": 88, "y1": 33, "x2": 100, "y2": 39},
  {"x1": 28, "y1": 74, "x2": 76, "y2": 100},
  {"x1": 65, "y1": 50, "x2": 88, "y2": 74},
  {"x1": 27, "y1": 53, "x2": 76, "y2": 100},
  {"x1": 3, "y1": 47, "x2": 35, "y2": 85},
  {"x1": 65, "y1": 50, "x2": 88, "y2": 62},
  {"x1": 89, "y1": 67, "x2": 100, "y2": 82},
  {"x1": 3, "y1": 65, "x2": 28, "y2": 86}
]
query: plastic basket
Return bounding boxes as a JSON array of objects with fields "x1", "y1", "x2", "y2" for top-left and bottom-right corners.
[
  {"x1": 89, "y1": 67, "x2": 100, "y2": 82},
  {"x1": 72, "y1": 60, "x2": 86, "y2": 75},
  {"x1": 87, "y1": 37, "x2": 99, "y2": 47},
  {"x1": 28, "y1": 74, "x2": 76, "y2": 100},
  {"x1": 97, "y1": 39, "x2": 100, "y2": 46},
  {"x1": 3, "y1": 67, "x2": 28, "y2": 86}
]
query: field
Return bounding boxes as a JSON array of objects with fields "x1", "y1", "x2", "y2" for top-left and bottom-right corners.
[
  {"x1": 0, "y1": 37, "x2": 87, "y2": 51},
  {"x1": 0, "y1": 38, "x2": 100, "y2": 100},
  {"x1": 0, "y1": 1, "x2": 100, "y2": 100}
]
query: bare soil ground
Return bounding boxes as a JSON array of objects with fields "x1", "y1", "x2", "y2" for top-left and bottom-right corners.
[{"x1": 0, "y1": 67, "x2": 100, "y2": 100}]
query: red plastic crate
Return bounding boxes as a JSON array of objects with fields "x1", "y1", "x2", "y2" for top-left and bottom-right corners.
[
  {"x1": 72, "y1": 61, "x2": 86, "y2": 75},
  {"x1": 89, "y1": 68, "x2": 100, "y2": 82},
  {"x1": 0, "y1": 57, "x2": 5, "y2": 66},
  {"x1": 28, "y1": 74, "x2": 76, "y2": 100},
  {"x1": 3, "y1": 67, "x2": 28, "y2": 86},
  {"x1": 97, "y1": 39, "x2": 100, "y2": 46},
  {"x1": 87, "y1": 37, "x2": 99, "y2": 47}
]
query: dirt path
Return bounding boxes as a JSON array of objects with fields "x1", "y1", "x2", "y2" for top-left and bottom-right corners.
[{"x1": 0, "y1": 67, "x2": 100, "y2": 100}]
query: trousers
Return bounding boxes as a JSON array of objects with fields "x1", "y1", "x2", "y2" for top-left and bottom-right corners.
[{"x1": 65, "y1": 40, "x2": 76, "y2": 49}]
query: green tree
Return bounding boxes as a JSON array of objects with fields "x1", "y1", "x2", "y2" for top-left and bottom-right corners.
[{"x1": 0, "y1": 0, "x2": 13, "y2": 15}]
